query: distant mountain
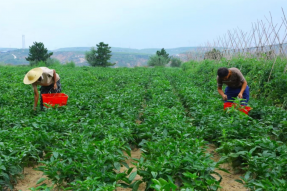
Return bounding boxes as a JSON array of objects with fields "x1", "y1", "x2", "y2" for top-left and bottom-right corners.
[
  {"x1": 0, "y1": 48, "x2": 18, "y2": 52},
  {"x1": 54, "y1": 47, "x2": 198, "y2": 55},
  {"x1": 0, "y1": 46, "x2": 197, "y2": 66},
  {"x1": 52, "y1": 51, "x2": 151, "y2": 67},
  {"x1": 0, "y1": 48, "x2": 152, "y2": 67},
  {"x1": 0, "y1": 49, "x2": 29, "y2": 65}
]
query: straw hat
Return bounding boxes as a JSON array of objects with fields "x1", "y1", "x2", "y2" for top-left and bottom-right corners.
[{"x1": 23, "y1": 68, "x2": 43, "y2": 84}]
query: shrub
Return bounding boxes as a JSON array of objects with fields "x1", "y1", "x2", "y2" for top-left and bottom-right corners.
[
  {"x1": 170, "y1": 57, "x2": 182, "y2": 67},
  {"x1": 65, "y1": 61, "x2": 76, "y2": 68},
  {"x1": 147, "y1": 55, "x2": 169, "y2": 67},
  {"x1": 46, "y1": 58, "x2": 61, "y2": 67}
]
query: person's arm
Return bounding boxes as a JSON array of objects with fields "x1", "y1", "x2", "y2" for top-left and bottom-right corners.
[
  {"x1": 238, "y1": 81, "x2": 247, "y2": 98},
  {"x1": 53, "y1": 70, "x2": 57, "y2": 90},
  {"x1": 33, "y1": 84, "x2": 39, "y2": 110},
  {"x1": 217, "y1": 86, "x2": 227, "y2": 100}
]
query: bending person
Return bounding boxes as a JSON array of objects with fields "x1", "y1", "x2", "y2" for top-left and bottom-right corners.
[
  {"x1": 23, "y1": 67, "x2": 61, "y2": 110},
  {"x1": 217, "y1": 67, "x2": 249, "y2": 105}
]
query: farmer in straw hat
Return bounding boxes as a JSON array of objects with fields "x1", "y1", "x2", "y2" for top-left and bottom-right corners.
[
  {"x1": 23, "y1": 67, "x2": 61, "y2": 110},
  {"x1": 217, "y1": 67, "x2": 249, "y2": 105}
]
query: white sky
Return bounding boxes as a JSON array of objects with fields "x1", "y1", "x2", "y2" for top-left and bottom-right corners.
[{"x1": 0, "y1": 0, "x2": 286, "y2": 49}]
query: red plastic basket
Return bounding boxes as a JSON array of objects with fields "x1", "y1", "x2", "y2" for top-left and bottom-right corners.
[
  {"x1": 42, "y1": 93, "x2": 68, "y2": 108},
  {"x1": 224, "y1": 102, "x2": 251, "y2": 115}
]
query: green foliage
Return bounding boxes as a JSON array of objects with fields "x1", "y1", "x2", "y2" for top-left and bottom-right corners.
[
  {"x1": 45, "y1": 58, "x2": 61, "y2": 67},
  {"x1": 1, "y1": 65, "x2": 287, "y2": 190},
  {"x1": 85, "y1": 42, "x2": 115, "y2": 67},
  {"x1": 147, "y1": 55, "x2": 169, "y2": 67},
  {"x1": 151, "y1": 178, "x2": 177, "y2": 191},
  {"x1": 26, "y1": 42, "x2": 53, "y2": 65},
  {"x1": 65, "y1": 61, "x2": 76, "y2": 68},
  {"x1": 170, "y1": 57, "x2": 182, "y2": 67},
  {"x1": 156, "y1": 48, "x2": 170, "y2": 61},
  {"x1": 34, "y1": 61, "x2": 47, "y2": 67},
  {"x1": 204, "y1": 48, "x2": 222, "y2": 60}
]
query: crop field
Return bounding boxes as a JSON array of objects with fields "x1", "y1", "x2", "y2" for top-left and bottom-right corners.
[{"x1": 1, "y1": 64, "x2": 287, "y2": 191}]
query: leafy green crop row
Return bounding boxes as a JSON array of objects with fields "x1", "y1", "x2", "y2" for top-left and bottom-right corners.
[
  {"x1": 1, "y1": 64, "x2": 287, "y2": 191},
  {"x1": 164, "y1": 65, "x2": 287, "y2": 190}
]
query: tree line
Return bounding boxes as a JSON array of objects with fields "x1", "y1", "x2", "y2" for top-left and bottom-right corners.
[{"x1": 25, "y1": 42, "x2": 182, "y2": 67}]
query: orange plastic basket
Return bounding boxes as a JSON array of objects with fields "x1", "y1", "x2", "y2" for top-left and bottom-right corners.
[
  {"x1": 223, "y1": 102, "x2": 251, "y2": 115},
  {"x1": 42, "y1": 93, "x2": 68, "y2": 108}
]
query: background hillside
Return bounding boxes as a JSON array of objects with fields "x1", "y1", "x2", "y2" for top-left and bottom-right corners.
[{"x1": 0, "y1": 47, "x2": 197, "y2": 67}]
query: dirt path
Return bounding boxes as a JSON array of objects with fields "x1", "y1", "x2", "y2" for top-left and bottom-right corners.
[
  {"x1": 207, "y1": 144, "x2": 247, "y2": 191},
  {"x1": 117, "y1": 148, "x2": 146, "y2": 191}
]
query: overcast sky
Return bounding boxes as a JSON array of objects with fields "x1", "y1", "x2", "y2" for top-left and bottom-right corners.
[{"x1": 0, "y1": 0, "x2": 286, "y2": 50}]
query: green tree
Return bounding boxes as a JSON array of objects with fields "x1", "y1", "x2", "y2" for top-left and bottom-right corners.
[
  {"x1": 85, "y1": 42, "x2": 115, "y2": 67},
  {"x1": 26, "y1": 42, "x2": 53, "y2": 66},
  {"x1": 147, "y1": 55, "x2": 169, "y2": 67},
  {"x1": 170, "y1": 57, "x2": 182, "y2": 67},
  {"x1": 156, "y1": 48, "x2": 170, "y2": 62}
]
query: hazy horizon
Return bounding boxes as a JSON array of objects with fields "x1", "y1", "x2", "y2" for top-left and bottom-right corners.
[
  {"x1": 1, "y1": 0, "x2": 286, "y2": 50},
  {"x1": 0, "y1": 46, "x2": 199, "y2": 51}
]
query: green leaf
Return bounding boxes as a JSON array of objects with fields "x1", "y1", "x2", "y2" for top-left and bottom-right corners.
[
  {"x1": 249, "y1": 146, "x2": 259, "y2": 154},
  {"x1": 167, "y1": 175, "x2": 174, "y2": 184},
  {"x1": 114, "y1": 162, "x2": 121, "y2": 171},
  {"x1": 235, "y1": 179, "x2": 244, "y2": 184},
  {"x1": 151, "y1": 171, "x2": 158, "y2": 179},
  {"x1": 118, "y1": 183, "x2": 130, "y2": 188},
  {"x1": 122, "y1": 162, "x2": 129, "y2": 169},
  {"x1": 158, "y1": 178, "x2": 168, "y2": 185},
  {"x1": 129, "y1": 171, "x2": 137, "y2": 182},
  {"x1": 36, "y1": 178, "x2": 47, "y2": 185},
  {"x1": 53, "y1": 152, "x2": 59, "y2": 159},
  {"x1": 211, "y1": 171, "x2": 222, "y2": 182},
  {"x1": 253, "y1": 182, "x2": 265, "y2": 188},
  {"x1": 166, "y1": 151, "x2": 170, "y2": 157},
  {"x1": 151, "y1": 179, "x2": 160, "y2": 185},
  {"x1": 127, "y1": 167, "x2": 134, "y2": 175},
  {"x1": 244, "y1": 171, "x2": 251, "y2": 180},
  {"x1": 218, "y1": 168, "x2": 230, "y2": 174},
  {"x1": 132, "y1": 180, "x2": 142, "y2": 191},
  {"x1": 229, "y1": 153, "x2": 239, "y2": 158},
  {"x1": 1, "y1": 172, "x2": 10, "y2": 181},
  {"x1": 32, "y1": 122, "x2": 39, "y2": 128}
]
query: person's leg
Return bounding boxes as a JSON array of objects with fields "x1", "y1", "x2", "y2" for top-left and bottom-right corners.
[
  {"x1": 241, "y1": 85, "x2": 250, "y2": 105},
  {"x1": 224, "y1": 86, "x2": 240, "y2": 103},
  {"x1": 40, "y1": 84, "x2": 54, "y2": 110},
  {"x1": 56, "y1": 80, "x2": 62, "y2": 93}
]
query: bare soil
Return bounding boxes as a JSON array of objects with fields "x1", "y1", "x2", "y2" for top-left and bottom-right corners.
[
  {"x1": 207, "y1": 144, "x2": 247, "y2": 191},
  {"x1": 13, "y1": 164, "x2": 53, "y2": 191},
  {"x1": 117, "y1": 148, "x2": 146, "y2": 191}
]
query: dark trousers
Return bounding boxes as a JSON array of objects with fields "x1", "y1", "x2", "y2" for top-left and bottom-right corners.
[
  {"x1": 225, "y1": 85, "x2": 249, "y2": 105},
  {"x1": 40, "y1": 80, "x2": 62, "y2": 110}
]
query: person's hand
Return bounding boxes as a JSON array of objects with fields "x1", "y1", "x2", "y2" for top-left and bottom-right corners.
[
  {"x1": 238, "y1": 93, "x2": 243, "y2": 99},
  {"x1": 222, "y1": 94, "x2": 227, "y2": 101},
  {"x1": 54, "y1": 83, "x2": 57, "y2": 90}
]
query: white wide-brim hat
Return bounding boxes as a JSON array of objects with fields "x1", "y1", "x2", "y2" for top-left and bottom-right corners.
[{"x1": 23, "y1": 68, "x2": 43, "y2": 84}]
